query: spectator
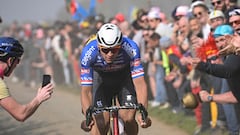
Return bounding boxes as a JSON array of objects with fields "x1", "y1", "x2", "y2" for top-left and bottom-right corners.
[
  {"x1": 148, "y1": 33, "x2": 169, "y2": 108},
  {"x1": 0, "y1": 37, "x2": 54, "y2": 121},
  {"x1": 147, "y1": 10, "x2": 172, "y2": 38},
  {"x1": 209, "y1": 10, "x2": 226, "y2": 31}
]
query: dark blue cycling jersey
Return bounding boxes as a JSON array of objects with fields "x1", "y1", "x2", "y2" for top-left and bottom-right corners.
[{"x1": 80, "y1": 36, "x2": 144, "y2": 86}]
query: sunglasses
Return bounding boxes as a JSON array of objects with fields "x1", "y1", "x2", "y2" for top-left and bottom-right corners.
[
  {"x1": 229, "y1": 20, "x2": 240, "y2": 26},
  {"x1": 140, "y1": 19, "x2": 148, "y2": 23},
  {"x1": 148, "y1": 19, "x2": 156, "y2": 22},
  {"x1": 99, "y1": 46, "x2": 121, "y2": 54},
  {"x1": 176, "y1": 15, "x2": 184, "y2": 21},
  {"x1": 207, "y1": 55, "x2": 219, "y2": 62},
  {"x1": 211, "y1": 0, "x2": 222, "y2": 6},
  {"x1": 194, "y1": 12, "x2": 203, "y2": 18}
]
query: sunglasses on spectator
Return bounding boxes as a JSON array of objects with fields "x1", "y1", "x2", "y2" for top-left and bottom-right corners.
[
  {"x1": 99, "y1": 45, "x2": 121, "y2": 54},
  {"x1": 229, "y1": 20, "x2": 240, "y2": 26},
  {"x1": 194, "y1": 12, "x2": 203, "y2": 17},
  {"x1": 140, "y1": 19, "x2": 148, "y2": 23},
  {"x1": 211, "y1": 0, "x2": 222, "y2": 6},
  {"x1": 207, "y1": 55, "x2": 219, "y2": 62},
  {"x1": 176, "y1": 15, "x2": 184, "y2": 21},
  {"x1": 228, "y1": 9, "x2": 240, "y2": 17},
  {"x1": 148, "y1": 19, "x2": 156, "y2": 22}
]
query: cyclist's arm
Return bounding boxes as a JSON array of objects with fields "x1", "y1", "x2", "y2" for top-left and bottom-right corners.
[
  {"x1": 127, "y1": 38, "x2": 148, "y2": 108},
  {"x1": 80, "y1": 39, "x2": 97, "y2": 115},
  {"x1": 81, "y1": 85, "x2": 93, "y2": 115},
  {"x1": 133, "y1": 76, "x2": 148, "y2": 109}
]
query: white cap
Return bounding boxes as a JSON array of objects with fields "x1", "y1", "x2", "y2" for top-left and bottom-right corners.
[
  {"x1": 175, "y1": 5, "x2": 189, "y2": 16},
  {"x1": 147, "y1": 10, "x2": 160, "y2": 19},
  {"x1": 209, "y1": 10, "x2": 225, "y2": 20},
  {"x1": 190, "y1": 1, "x2": 206, "y2": 12}
]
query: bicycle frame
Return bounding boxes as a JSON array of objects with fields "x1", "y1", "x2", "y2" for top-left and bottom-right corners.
[{"x1": 111, "y1": 96, "x2": 120, "y2": 135}]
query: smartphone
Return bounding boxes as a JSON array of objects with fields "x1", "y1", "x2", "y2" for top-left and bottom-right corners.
[{"x1": 42, "y1": 74, "x2": 51, "y2": 87}]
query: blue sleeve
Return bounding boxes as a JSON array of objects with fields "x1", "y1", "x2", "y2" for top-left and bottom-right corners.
[
  {"x1": 80, "y1": 40, "x2": 98, "y2": 86},
  {"x1": 123, "y1": 38, "x2": 145, "y2": 79}
]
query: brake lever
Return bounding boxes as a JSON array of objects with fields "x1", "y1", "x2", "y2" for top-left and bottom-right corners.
[
  {"x1": 138, "y1": 103, "x2": 148, "y2": 122},
  {"x1": 86, "y1": 106, "x2": 93, "y2": 127}
]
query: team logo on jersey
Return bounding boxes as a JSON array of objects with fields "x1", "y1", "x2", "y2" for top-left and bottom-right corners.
[
  {"x1": 81, "y1": 68, "x2": 90, "y2": 74},
  {"x1": 126, "y1": 95, "x2": 132, "y2": 101},
  {"x1": 122, "y1": 42, "x2": 137, "y2": 57},
  {"x1": 132, "y1": 59, "x2": 141, "y2": 67},
  {"x1": 82, "y1": 46, "x2": 95, "y2": 66},
  {"x1": 97, "y1": 100, "x2": 103, "y2": 107}
]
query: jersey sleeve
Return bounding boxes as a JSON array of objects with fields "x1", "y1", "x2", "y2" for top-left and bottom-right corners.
[
  {"x1": 80, "y1": 40, "x2": 97, "y2": 86},
  {"x1": 0, "y1": 79, "x2": 10, "y2": 100},
  {"x1": 124, "y1": 38, "x2": 145, "y2": 79}
]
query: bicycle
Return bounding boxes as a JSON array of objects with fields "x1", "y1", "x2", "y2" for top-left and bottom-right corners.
[{"x1": 85, "y1": 97, "x2": 148, "y2": 135}]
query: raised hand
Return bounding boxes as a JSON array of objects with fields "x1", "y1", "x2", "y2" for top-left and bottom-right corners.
[
  {"x1": 219, "y1": 35, "x2": 240, "y2": 56},
  {"x1": 36, "y1": 83, "x2": 54, "y2": 103}
]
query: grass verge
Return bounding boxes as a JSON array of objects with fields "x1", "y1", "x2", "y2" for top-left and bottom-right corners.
[{"x1": 148, "y1": 106, "x2": 197, "y2": 135}]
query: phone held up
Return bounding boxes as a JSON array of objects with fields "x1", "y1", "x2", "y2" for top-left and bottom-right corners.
[{"x1": 42, "y1": 74, "x2": 51, "y2": 88}]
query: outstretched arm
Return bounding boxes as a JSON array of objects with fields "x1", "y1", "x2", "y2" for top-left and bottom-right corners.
[
  {"x1": 0, "y1": 83, "x2": 54, "y2": 122},
  {"x1": 199, "y1": 90, "x2": 238, "y2": 104}
]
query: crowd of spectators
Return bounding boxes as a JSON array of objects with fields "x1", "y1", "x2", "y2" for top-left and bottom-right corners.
[{"x1": 1, "y1": 0, "x2": 240, "y2": 134}]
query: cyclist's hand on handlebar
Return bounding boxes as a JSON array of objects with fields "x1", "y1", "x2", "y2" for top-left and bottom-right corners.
[
  {"x1": 81, "y1": 120, "x2": 94, "y2": 132},
  {"x1": 137, "y1": 114, "x2": 152, "y2": 128}
]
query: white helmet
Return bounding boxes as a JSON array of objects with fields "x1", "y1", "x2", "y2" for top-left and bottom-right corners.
[{"x1": 97, "y1": 23, "x2": 122, "y2": 48}]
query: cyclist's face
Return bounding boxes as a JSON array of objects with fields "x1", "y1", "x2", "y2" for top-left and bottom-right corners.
[{"x1": 99, "y1": 45, "x2": 121, "y2": 64}]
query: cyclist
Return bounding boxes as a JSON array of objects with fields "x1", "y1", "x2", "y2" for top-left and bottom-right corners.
[
  {"x1": 0, "y1": 37, "x2": 54, "y2": 121},
  {"x1": 80, "y1": 23, "x2": 151, "y2": 135}
]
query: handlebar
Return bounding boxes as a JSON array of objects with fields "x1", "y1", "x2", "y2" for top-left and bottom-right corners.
[
  {"x1": 85, "y1": 103, "x2": 148, "y2": 126},
  {"x1": 85, "y1": 106, "x2": 93, "y2": 127}
]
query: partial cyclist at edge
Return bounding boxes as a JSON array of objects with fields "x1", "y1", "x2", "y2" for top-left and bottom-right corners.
[{"x1": 80, "y1": 23, "x2": 152, "y2": 135}]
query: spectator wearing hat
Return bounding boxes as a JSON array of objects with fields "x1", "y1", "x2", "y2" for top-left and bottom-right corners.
[
  {"x1": 209, "y1": 10, "x2": 226, "y2": 31},
  {"x1": 212, "y1": 24, "x2": 240, "y2": 135},
  {"x1": 132, "y1": 9, "x2": 149, "y2": 31},
  {"x1": 191, "y1": 1, "x2": 211, "y2": 40},
  {"x1": 175, "y1": 5, "x2": 190, "y2": 21},
  {"x1": 218, "y1": 8, "x2": 240, "y2": 55},
  {"x1": 184, "y1": 25, "x2": 240, "y2": 104},
  {"x1": 147, "y1": 10, "x2": 172, "y2": 39},
  {"x1": 115, "y1": 13, "x2": 125, "y2": 24}
]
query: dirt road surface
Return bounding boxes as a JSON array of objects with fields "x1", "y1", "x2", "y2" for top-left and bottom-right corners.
[{"x1": 0, "y1": 78, "x2": 189, "y2": 135}]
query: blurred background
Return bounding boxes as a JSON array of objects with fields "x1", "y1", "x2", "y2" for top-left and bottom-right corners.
[{"x1": 0, "y1": 0, "x2": 192, "y2": 24}]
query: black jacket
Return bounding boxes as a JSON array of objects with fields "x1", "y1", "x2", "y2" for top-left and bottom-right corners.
[{"x1": 196, "y1": 54, "x2": 240, "y2": 102}]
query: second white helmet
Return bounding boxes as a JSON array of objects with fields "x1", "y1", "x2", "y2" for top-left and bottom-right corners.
[{"x1": 97, "y1": 23, "x2": 123, "y2": 48}]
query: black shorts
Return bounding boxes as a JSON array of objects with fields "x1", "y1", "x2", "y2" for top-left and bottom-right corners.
[{"x1": 92, "y1": 71, "x2": 137, "y2": 108}]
